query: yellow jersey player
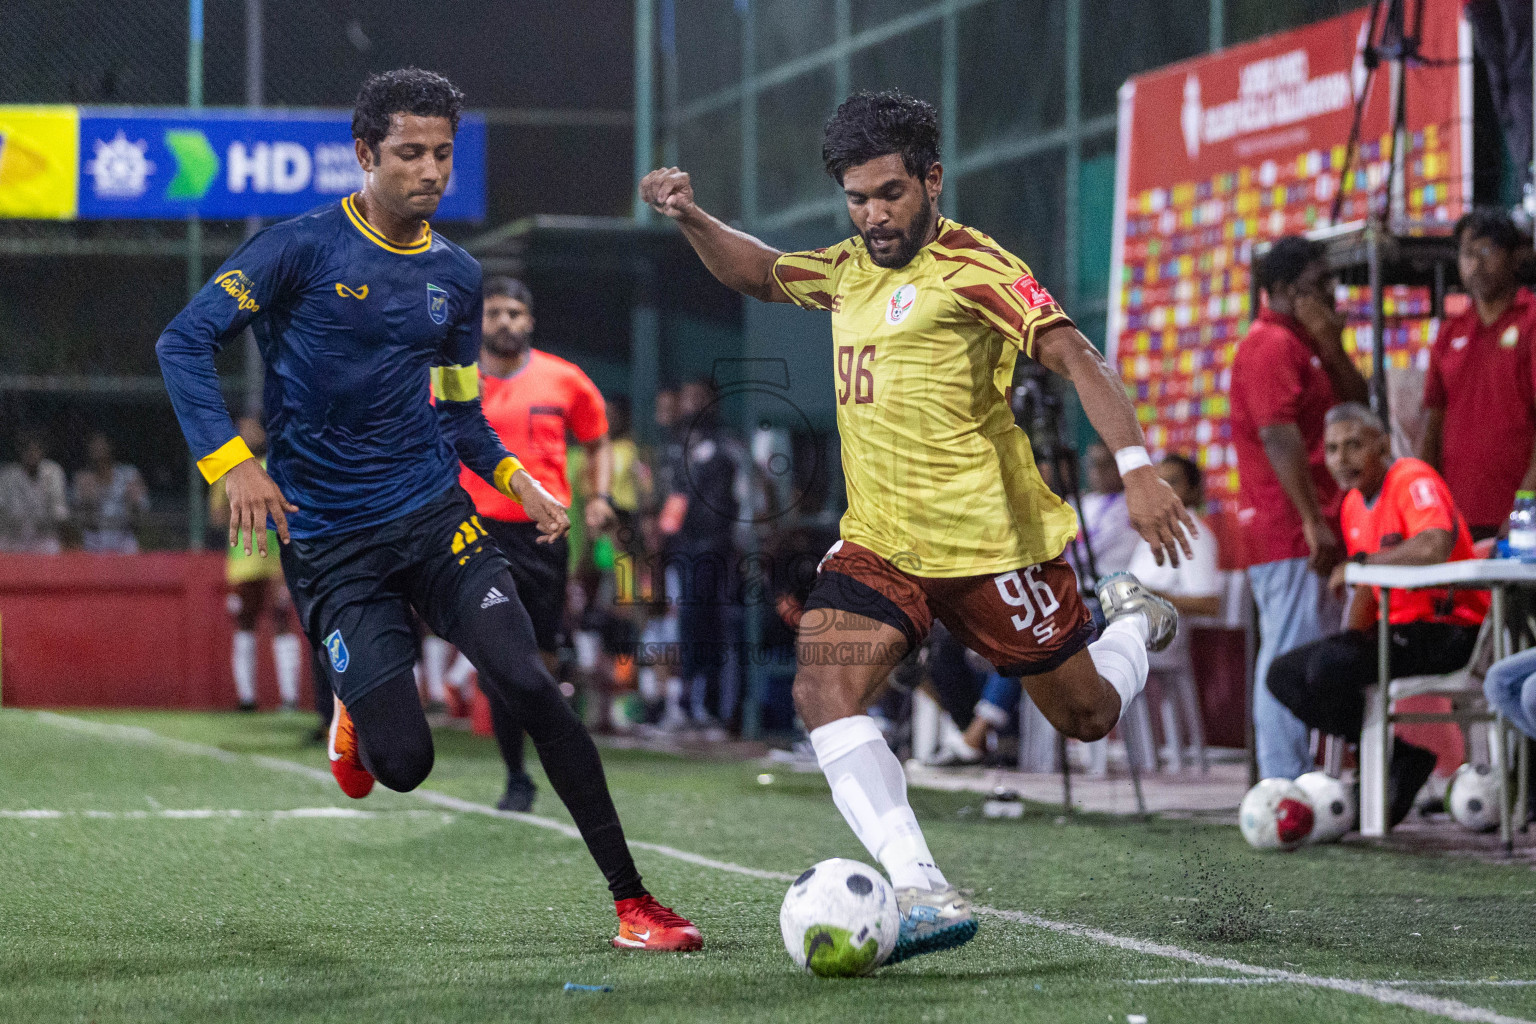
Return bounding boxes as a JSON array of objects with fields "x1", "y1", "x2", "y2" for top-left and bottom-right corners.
[
  {"x1": 641, "y1": 90, "x2": 1194, "y2": 963},
  {"x1": 209, "y1": 417, "x2": 303, "y2": 711}
]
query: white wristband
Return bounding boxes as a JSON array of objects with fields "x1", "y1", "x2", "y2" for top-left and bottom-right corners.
[{"x1": 1114, "y1": 445, "x2": 1153, "y2": 476}]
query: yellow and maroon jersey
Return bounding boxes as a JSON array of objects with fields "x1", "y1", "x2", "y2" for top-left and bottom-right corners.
[{"x1": 771, "y1": 218, "x2": 1079, "y2": 577}]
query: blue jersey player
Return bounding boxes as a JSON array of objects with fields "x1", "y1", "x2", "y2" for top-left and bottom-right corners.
[{"x1": 157, "y1": 68, "x2": 701, "y2": 952}]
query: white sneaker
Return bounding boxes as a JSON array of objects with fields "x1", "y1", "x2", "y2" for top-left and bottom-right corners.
[{"x1": 887, "y1": 885, "x2": 978, "y2": 964}]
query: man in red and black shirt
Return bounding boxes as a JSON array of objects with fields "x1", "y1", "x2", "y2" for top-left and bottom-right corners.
[
  {"x1": 460, "y1": 277, "x2": 615, "y2": 813},
  {"x1": 1269, "y1": 403, "x2": 1487, "y2": 827},
  {"x1": 1421, "y1": 209, "x2": 1536, "y2": 540},
  {"x1": 1231, "y1": 236, "x2": 1369, "y2": 778}
]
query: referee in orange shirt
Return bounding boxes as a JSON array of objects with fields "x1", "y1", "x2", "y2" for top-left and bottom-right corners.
[{"x1": 459, "y1": 276, "x2": 616, "y2": 811}]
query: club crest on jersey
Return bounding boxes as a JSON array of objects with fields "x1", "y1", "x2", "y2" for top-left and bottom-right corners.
[
  {"x1": 323, "y1": 630, "x2": 350, "y2": 673},
  {"x1": 1502, "y1": 325, "x2": 1520, "y2": 348},
  {"x1": 427, "y1": 283, "x2": 448, "y2": 325},
  {"x1": 885, "y1": 283, "x2": 917, "y2": 325},
  {"x1": 1010, "y1": 273, "x2": 1053, "y2": 310}
]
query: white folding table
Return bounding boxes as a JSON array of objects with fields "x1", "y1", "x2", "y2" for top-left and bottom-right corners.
[{"x1": 1345, "y1": 559, "x2": 1536, "y2": 848}]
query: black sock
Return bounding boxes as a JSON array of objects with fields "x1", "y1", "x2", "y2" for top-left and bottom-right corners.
[{"x1": 451, "y1": 574, "x2": 647, "y2": 902}]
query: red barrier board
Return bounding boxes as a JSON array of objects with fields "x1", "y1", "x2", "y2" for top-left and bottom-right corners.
[
  {"x1": 1109, "y1": 5, "x2": 1471, "y2": 521},
  {"x1": 0, "y1": 553, "x2": 311, "y2": 709}
]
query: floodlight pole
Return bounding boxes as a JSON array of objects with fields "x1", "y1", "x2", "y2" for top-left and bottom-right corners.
[
  {"x1": 186, "y1": 0, "x2": 206, "y2": 551},
  {"x1": 243, "y1": 0, "x2": 264, "y2": 421},
  {"x1": 632, "y1": 0, "x2": 655, "y2": 224}
]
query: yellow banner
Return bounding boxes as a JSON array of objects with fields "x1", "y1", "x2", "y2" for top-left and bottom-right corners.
[{"x1": 0, "y1": 106, "x2": 78, "y2": 219}]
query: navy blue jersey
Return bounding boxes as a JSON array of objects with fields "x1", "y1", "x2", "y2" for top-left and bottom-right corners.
[{"x1": 157, "y1": 196, "x2": 520, "y2": 539}]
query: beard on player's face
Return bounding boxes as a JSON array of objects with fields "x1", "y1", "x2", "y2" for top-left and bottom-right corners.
[
  {"x1": 483, "y1": 326, "x2": 531, "y2": 358},
  {"x1": 860, "y1": 187, "x2": 934, "y2": 269}
]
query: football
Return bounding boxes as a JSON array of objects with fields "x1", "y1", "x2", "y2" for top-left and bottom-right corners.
[
  {"x1": 1447, "y1": 763, "x2": 1500, "y2": 833},
  {"x1": 1293, "y1": 771, "x2": 1356, "y2": 844},
  {"x1": 779, "y1": 858, "x2": 899, "y2": 977},
  {"x1": 1239, "y1": 778, "x2": 1315, "y2": 851}
]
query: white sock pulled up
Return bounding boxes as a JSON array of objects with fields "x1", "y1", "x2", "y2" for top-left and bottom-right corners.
[
  {"x1": 1089, "y1": 613, "x2": 1150, "y2": 725},
  {"x1": 272, "y1": 632, "x2": 301, "y2": 705},
  {"x1": 422, "y1": 635, "x2": 452, "y2": 702},
  {"x1": 810, "y1": 715, "x2": 947, "y2": 892},
  {"x1": 232, "y1": 630, "x2": 257, "y2": 705}
]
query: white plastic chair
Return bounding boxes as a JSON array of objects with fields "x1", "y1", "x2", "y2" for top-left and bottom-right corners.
[{"x1": 1358, "y1": 614, "x2": 1500, "y2": 835}]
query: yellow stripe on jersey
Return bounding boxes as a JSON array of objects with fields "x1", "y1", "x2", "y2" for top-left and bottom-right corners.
[
  {"x1": 430, "y1": 364, "x2": 480, "y2": 402},
  {"x1": 493, "y1": 456, "x2": 525, "y2": 502},
  {"x1": 769, "y1": 218, "x2": 1079, "y2": 577},
  {"x1": 342, "y1": 194, "x2": 432, "y2": 255},
  {"x1": 197, "y1": 435, "x2": 256, "y2": 484}
]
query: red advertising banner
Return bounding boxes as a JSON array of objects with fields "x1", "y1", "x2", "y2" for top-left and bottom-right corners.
[{"x1": 1108, "y1": 5, "x2": 1471, "y2": 519}]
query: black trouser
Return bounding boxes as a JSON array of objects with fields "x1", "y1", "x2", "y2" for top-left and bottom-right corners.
[
  {"x1": 1267, "y1": 623, "x2": 1480, "y2": 739},
  {"x1": 1467, "y1": 0, "x2": 1534, "y2": 172}
]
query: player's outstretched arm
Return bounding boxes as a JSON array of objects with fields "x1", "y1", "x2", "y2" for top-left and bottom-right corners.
[
  {"x1": 639, "y1": 167, "x2": 792, "y2": 303},
  {"x1": 1034, "y1": 323, "x2": 1197, "y2": 567}
]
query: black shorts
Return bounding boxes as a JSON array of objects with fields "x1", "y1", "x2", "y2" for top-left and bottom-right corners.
[
  {"x1": 280, "y1": 486, "x2": 512, "y2": 707},
  {"x1": 483, "y1": 517, "x2": 568, "y2": 654}
]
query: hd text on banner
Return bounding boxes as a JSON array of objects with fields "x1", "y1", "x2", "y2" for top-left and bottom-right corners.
[{"x1": 76, "y1": 108, "x2": 486, "y2": 220}]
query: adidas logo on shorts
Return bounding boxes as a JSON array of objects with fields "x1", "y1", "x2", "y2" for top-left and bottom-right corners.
[{"x1": 481, "y1": 586, "x2": 510, "y2": 610}]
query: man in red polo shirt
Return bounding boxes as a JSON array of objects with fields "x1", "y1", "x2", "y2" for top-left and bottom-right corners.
[
  {"x1": 1231, "y1": 236, "x2": 1370, "y2": 779},
  {"x1": 1269, "y1": 403, "x2": 1487, "y2": 826},
  {"x1": 1421, "y1": 209, "x2": 1536, "y2": 540},
  {"x1": 457, "y1": 276, "x2": 615, "y2": 812}
]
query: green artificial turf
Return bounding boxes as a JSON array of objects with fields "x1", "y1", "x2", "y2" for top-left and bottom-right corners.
[{"x1": 1, "y1": 708, "x2": 1532, "y2": 1023}]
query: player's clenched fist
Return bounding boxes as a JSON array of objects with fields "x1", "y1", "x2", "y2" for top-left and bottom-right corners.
[{"x1": 640, "y1": 167, "x2": 695, "y2": 220}]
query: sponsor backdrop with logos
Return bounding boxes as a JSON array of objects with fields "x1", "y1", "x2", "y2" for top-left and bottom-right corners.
[
  {"x1": 1107, "y1": 5, "x2": 1471, "y2": 536},
  {"x1": 0, "y1": 106, "x2": 485, "y2": 221}
]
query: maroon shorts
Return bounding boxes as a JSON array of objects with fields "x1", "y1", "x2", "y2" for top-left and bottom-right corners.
[{"x1": 802, "y1": 541, "x2": 1095, "y2": 676}]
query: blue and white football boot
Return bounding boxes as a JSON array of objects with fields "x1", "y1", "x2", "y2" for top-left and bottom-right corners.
[{"x1": 885, "y1": 885, "x2": 978, "y2": 964}]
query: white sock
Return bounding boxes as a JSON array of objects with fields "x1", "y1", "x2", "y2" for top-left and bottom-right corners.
[
  {"x1": 810, "y1": 715, "x2": 948, "y2": 892},
  {"x1": 446, "y1": 651, "x2": 476, "y2": 690},
  {"x1": 422, "y1": 636, "x2": 451, "y2": 702},
  {"x1": 1090, "y1": 614, "x2": 1150, "y2": 724},
  {"x1": 272, "y1": 633, "x2": 301, "y2": 705},
  {"x1": 232, "y1": 630, "x2": 257, "y2": 705}
]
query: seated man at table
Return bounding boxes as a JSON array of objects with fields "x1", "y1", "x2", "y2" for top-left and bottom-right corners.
[{"x1": 1268, "y1": 402, "x2": 1488, "y2": 826}]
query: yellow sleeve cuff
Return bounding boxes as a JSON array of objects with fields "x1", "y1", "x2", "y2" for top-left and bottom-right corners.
[
  {"x1": 493, "y1": 456, "x2": 525, "y2": 503},
  {"x1": 197, "y1": 435, "x2": 255, "y2": 484},
  {"x1": 430, "y1": 364, "x2": 480, "y2": 402}
]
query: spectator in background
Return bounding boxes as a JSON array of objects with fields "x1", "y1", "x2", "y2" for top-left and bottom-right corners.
[
  {"x1": 1420, "y1": 209, "x2": 1536, "y2": 540},
  {"x1": 1232, "y1": 236, "x2": 1369, "y2": 779},
  {"x1": 1078, "y1": 442, "x2": 1140, "y2": 577},
  {"x1": 665, "y1": 377, "x2": 745, "y2": 732},
  {"x1": 606, "y1": 395, "x2": 651, "y2": 533},
  {"x1": 71, "y1": 432, "x2": 150, "y2": 553},
  {"x1": 1464, "y1": 1, "x2": 1533, "y2": 219},
  {"x1": 0, "y1": 430, "x2": 69, "y2": 554},
  {"x1": 1269, "y1": 404, "x2": 1486, "y2": 826},
  {"x1": 209, "y1": 418, "x2": 305, "y2": 711}
]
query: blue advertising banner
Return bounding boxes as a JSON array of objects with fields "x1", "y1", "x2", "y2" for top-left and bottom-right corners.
[{"x1": 75, "y1": 108, "x2": 485, "y2": 221}]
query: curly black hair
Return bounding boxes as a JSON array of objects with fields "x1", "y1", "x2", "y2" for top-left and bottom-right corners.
[
  {"x1": 351, "y1": 67, "x2": 464, "y2": 157},
  {"x1": 1255, "y1": 235, "x2": 1325, "y2": 295},
  {"x1": 822, "y1": 90, "x2": 941, "y2": 185}
]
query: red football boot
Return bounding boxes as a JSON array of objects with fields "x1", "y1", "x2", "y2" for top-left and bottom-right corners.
[
  {"x1": 612, "y1": 895, "x2": 703, "y2": 951},
  {"x1": 328, "y1": 695, "x2": 375, "y2": 799}
]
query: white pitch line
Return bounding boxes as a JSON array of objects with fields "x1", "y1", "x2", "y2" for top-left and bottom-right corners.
[
  {"x1": 1129, "y1": 978, "x2": 1536, "y2": 989},
  {"x1": 25, "y1": 711, "x2": 1533, "y2": 1024}
]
